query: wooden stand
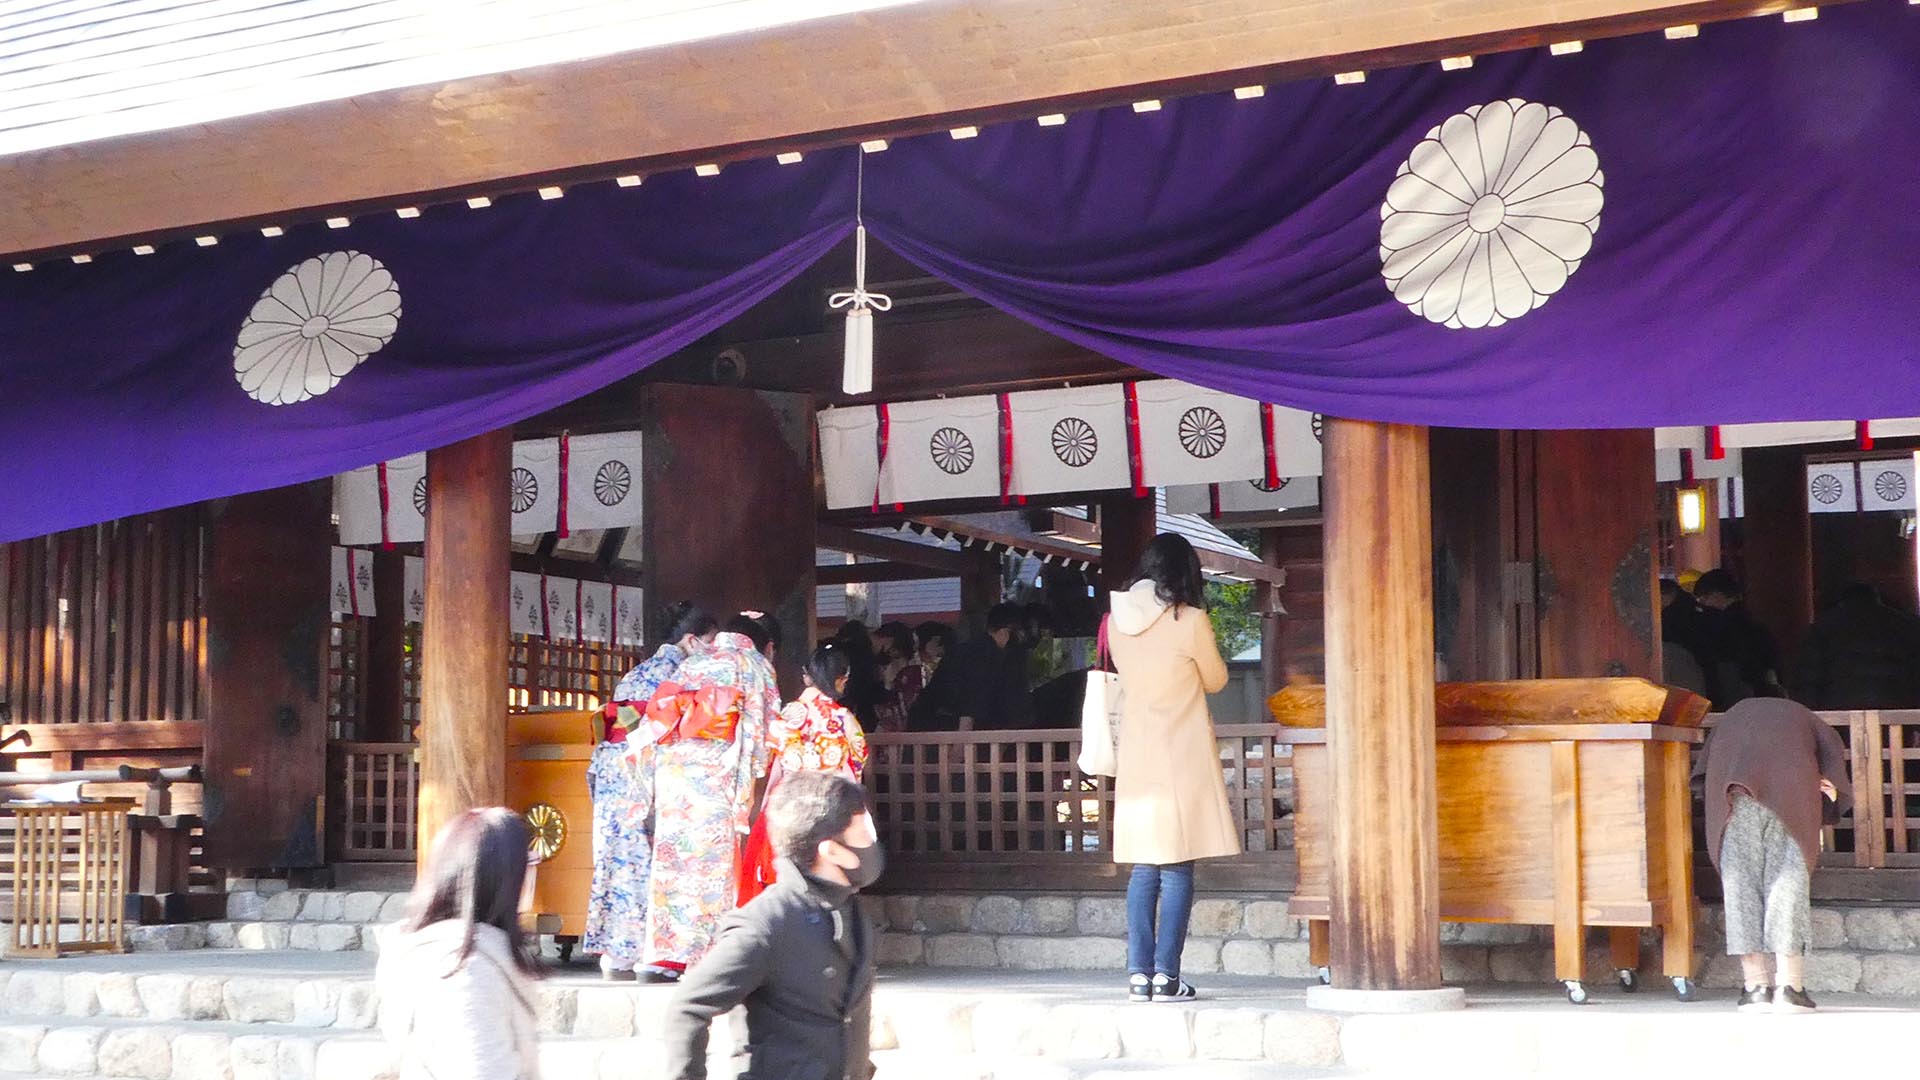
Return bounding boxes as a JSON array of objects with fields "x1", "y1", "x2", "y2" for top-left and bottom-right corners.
[
  {"x1": 5, "y1": 799, "x2": 132, "y2": 957},
  {"x1": 1277, "y1": 678, "x2": 1706, "y2": 1004}
]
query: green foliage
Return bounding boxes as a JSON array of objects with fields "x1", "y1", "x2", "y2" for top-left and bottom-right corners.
[{"x1": 1207, "y1": 581, "x2": 1261, "y2": 659}]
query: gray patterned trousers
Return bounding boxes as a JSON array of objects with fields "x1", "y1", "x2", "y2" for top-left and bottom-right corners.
[{"x1": 1720, "y1": 793, "x2": 1811, "y2": 956}]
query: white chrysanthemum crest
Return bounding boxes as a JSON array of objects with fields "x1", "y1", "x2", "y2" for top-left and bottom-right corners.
[
  {"x1": 233, "y1": 251, "x2": 401, "y2": 405},
  {"x1": 1380, "y1": 99, "x2": 1604, "y2": 330}
]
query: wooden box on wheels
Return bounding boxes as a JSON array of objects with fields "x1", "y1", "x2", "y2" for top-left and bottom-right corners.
[
  {"x1": 1273, "y1": 678, "x2": 1707, "y2": 1004},
  {"x1": 505, "y1": 710, "x2": 599, "y2": 961}
]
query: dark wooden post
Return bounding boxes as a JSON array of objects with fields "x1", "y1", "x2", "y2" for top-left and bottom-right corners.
[
  {"x1": 1096, "y1": 493, "x2": 1157, "y2": 593},
  {"x1": 1318, "y1": 418, "x2": 1450, "y2": 1002},
  {"x1": 364, "y1": 549, "x2": 408, "y2": 742},
  {"x1": 1532, "y1": 430, "x2": 1660, "y2": 679},
  {"x1": 1256, "y1": 527, "x2": 1286, "y2": 697},
  {"x1": 203, "y1": 485, "x2": 329, "y2": 869},
  {"x1": 418, "y1": 431, "x2": 512, "y2": 852},
  {"x1": 1741, "y1": 446, "x2": 1813, "y2": 664}
]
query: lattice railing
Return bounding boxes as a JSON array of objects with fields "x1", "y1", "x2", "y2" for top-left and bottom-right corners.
[{"x1": 329, "y1": 742, "x2": 418, "y2": 862}]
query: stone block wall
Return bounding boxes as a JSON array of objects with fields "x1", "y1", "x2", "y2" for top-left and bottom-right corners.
[{"x1": 864, "y1": 892, "x2": 1920, "y2": 995}]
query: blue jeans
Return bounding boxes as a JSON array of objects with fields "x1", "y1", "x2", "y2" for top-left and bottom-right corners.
[{"x1": 1126, "y1": 862, "x2": 1196, "y2": 979}]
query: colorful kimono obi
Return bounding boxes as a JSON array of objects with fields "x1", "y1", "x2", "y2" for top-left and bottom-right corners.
[
  {"x1": 773, "y1": 687, "x2": 869, "y2": 780},
  {"x1": 640, "y1": 682, "x2": 744, "y2": 745},
  {"x1": 607, "y1": 642, "x2": 688, "y2": 739}
]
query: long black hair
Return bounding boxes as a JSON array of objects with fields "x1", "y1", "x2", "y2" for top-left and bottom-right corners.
[
  {"x1": 403, "y1": 807, "x2": 542, "y2": 978},
  {"x1": 1131, "y1": 533, "x2": 1207, "y2": 613},
  {"x1": 662, "y1": 600, "x2": 717, "y2": 644},
  {"x1": 806, "y1": 642, "x2": 854, "y2": 698}
]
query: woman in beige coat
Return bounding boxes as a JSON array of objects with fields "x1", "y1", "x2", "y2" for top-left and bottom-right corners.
[{"x1": 1106, "y1": 533, "x2": 1240, "y2": 1003}]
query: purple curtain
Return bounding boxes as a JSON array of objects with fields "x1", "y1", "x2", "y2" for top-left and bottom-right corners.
[
  {"x1": 6, "y1": 1, "x2": 1920, "y2": 542},
  {"x1": 0, "y1": 157, "x2": 851, "y2": 542},
  {"x1": 867, "y1": 0, "x2": 1920, "y2": 429}
]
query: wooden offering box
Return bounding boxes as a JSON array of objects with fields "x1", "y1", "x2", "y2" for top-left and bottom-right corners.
[
  {"x1": 1273, "y1": 678, "x2": 1707, "y2": 1003},
  {"x1": 505, "y1": 709, "x2": 598, "y2": 954}
]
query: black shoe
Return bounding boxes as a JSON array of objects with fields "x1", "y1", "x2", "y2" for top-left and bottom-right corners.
[
  {"x1": 640, "y1": 965, "x2": 682, "y2": 984},
  {"x1": 1151, "y1": 974, "x2": 1196, "y2": 1002},
  {"x1": 1128, "y1": 973, "x2": 1152, "y2": 1003},
  {"x1": 1775, "y1": 986, "x2": 1817, "y2": 1013},
  {"x1": 1737, "y1": 985, "x2": 1773, "y2": 1012}
]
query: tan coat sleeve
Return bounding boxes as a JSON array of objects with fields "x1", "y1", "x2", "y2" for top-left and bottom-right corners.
[{"x1": 1191, "y1": 609, "x2": 1229, "y2": 694}]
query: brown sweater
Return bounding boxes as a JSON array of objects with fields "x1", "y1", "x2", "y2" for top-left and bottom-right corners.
[{"x1": 1697, "y1": 698, "x2": 1851, "y2": 874}]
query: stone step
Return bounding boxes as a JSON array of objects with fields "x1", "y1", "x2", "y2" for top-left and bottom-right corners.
[{"x1": 219, "y1": 888, "x2": 408, "y2": 926}]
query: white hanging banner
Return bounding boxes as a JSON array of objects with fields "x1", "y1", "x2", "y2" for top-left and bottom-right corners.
[
  {"x1": 543, "y1": 574, "x2": 578, "y2": 641},
  {"x1": 403, "y1": 555, "x2": 426, "y2": 625},
  {"x1": 511, "y1": 438, "x2": 561, "y2": 535},
  {"x1": 1867, "y1": 418, "x2": 1920, "y2": 439},
  {"x1": 1134, "y1": 381, "x2": 1264, "y2": 488},
  {"x1": 1267, "y1": 406, "x2": 1324, "y2": 479},
  {"x1": 509, "y1": 571, "x2": 547, "y2": 637},
  {"x1": 819, "y1": 407, "x2": 881, "y2": 510},
  {"x1": 1806, "y1": 462, "x2": 1858, "y2": 514},
  {"x1": 333, "y1": 467, "x2": 381, "y2": 547},
  {"x1": 329, "y1": 547, "x2": 377, "y2": 617},
  {"x1": 1723, "y1": 422, "x2": 1854, "y2": 449},
  {"x1": 564, "y1": 431, "x2": 644, "y2": 532},
  {"x1": 1007, "y1": 385, "x2": 1131, "y2": 496},
  {"x1": 1859, "y1": 457, "x2": 1916, "y2": 512},
  {"x1": 577, "y1": 580, "x2": 615, "y2": 644},
  {"x1": 880, "y1": 396, "x2": 1001, "y2": 504},
  {"x1": 333, "y1": 453, "x2": 426, "y2": 546},
  {"x1": 612, "y1": 584, "x2": 646, "y2": 648},
  {"x1": 1165, "y1": 478, "x2": 1321, "y2": 515},
  {"x1": 1718, "y1": 476, "x2": 1746, "y2": 520}
]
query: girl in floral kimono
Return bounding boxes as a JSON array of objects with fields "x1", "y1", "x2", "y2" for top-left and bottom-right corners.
[
  {"x1": 737, "y1": 642, "x2": 869, "y2": 904},
  {"x1": 640, "y1": 612, "x2": 782, "y2": 977},
  {"x1": 585, "y1": 601, "x2": 716, "y2": 980}
]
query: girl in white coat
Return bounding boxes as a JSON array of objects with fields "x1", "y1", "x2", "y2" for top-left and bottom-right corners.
[{"x1": 378, "y1": 807, "x2": 543, "y2": 1080}]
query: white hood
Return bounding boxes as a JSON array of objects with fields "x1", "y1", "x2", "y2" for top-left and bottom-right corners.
[
  {"x1": 375, "y1": 920, "x2": 531, "y2": 1034},
  {"x1": 1109, "y1": 579, "x2": 1170, "y2": 636}
]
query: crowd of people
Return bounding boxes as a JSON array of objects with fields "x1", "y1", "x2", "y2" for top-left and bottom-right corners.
[{"x1": 1662, "y1": 569, "x2": 1920, "y2": 711}]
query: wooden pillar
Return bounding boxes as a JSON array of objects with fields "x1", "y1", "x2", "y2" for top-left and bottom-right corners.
[
  {"x1": 1096, "y1": 493, "x2": 1157, "y2": 593},
  {"x1": 958, "y1": 550, "x2": 1003, "y2": 637},
  {"x1": 1321, "y1": 418, "x2": 1442, "y2": 993},
  {"x1": 203, "y1": 486, "x2": 329, "y2": 869},
  {"x1": 1532, "y1": 430, "x2": 1660, "y2": 679},
  {"x1": 364, "y1": 549, "x2": 408, "y2": 743},
  {"x1": 1741, "y1": 447, "x2": 1813, "y2": 663},
  {"x1": 1256, "y1": 527, "x2": 1286, "y2": 696},
  {"x1": 418, "y1": 430, "x2": 512, "y2": 853},
  {"x1": 1428, "y1": 428, "x2": 1513, "y2": 682}
]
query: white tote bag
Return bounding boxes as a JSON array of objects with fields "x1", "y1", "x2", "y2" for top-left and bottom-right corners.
[{"x1": 1077, "y1": 616, "x2": 1124, "y2": 777}]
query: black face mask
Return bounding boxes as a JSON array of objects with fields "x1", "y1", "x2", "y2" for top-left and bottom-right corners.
[{"x1": 838, "y1": 839, "x2": 885, "y2": 891}]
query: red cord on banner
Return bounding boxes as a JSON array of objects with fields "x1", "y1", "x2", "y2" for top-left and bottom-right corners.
[
  {"x1": 996, "y1": 393, "x2": 1025, "y2": 505},
  {"x1": 1857, "y1": 421, "x2": 1874, "y2": 451},
  {"x1": 345, "y1": 548, "x2": 361, "y2": 617},
  {"x1": 1123, "y1": 382, "x2": 1147, "y2": 498},
  {"x1": 872, "y1": 404, "x2": 904, "y2": 512},
  {"x1": 1208, "y1": 483, "x2": 1222, "y2": 518},
  {"x1": 375, "y1": 462, "x2": 394, "y2": 550},
  {"x1": 1259, "y1": 403, "x2": 1281, "y2": 488},
  {"x1": 557, "y1": 432, "x2": 571, "y2": 539},
  {"x1": 1679, "y1": 448, "x2": 1696, "y2": 486},
  {"x1": 1705, "y1": 425, "x2": 1724, "y2": 461}
]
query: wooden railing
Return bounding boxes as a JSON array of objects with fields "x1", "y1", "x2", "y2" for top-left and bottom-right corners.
[
  {"x1": 865, "y1": 725, "x2": 1295, "y2": 892},
  {"x1": 1810, "y1": 709, "x2": 1920, "y2": 874},
  {"x1": 329, "y1": 742, "x2": 418, "y2": 862}
]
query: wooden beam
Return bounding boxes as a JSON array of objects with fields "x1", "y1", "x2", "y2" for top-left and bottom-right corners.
[
  {"x1": 816, "y1": 524, "x2": 971, "y2": 574},
  {"x1": 912, "y1": 515, "x2": 1103, "y2": 569},
  {"x1": 0, "y1": 721, "x2": 203, "y2": 753},
  {"x1": 816, "y1": 562, "x2": 959, "y2": 586},
  {"x1": 1321, "y1": 417, "x2": 1441, "y2": 992},
  {"x1": 419, "y1": 430, "x2": 513, "y2": 852},
  {"x1": 1, "y1": 0, "x2": 1819, "y2": 258}
]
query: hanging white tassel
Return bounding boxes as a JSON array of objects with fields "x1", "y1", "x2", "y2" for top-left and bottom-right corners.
[{"x1": 828, "y1": 159, "x2": 890, "y2": 396}]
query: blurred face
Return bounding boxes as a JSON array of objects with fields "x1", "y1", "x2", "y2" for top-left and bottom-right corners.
[{"x1": 924, "y1": 638, "x2": 946, "y2": 663}]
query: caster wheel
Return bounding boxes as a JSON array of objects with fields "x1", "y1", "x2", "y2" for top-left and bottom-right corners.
[
  {"x1": 558, "y1": 942, "x2": 575, "y2": 963},
  {"x1": 1617, "y1": 969, "x2": 1638, "y2": 993},
  {"x1": 1564, "y1": 980, "x2": 1589, "y2": 1005},
  {"x1": 1672, "y1": 976, "x2": 1696, "y2": 1002},
  {"x1": 1316, "y1": 966, "x2": 1331, "y2": 986}
]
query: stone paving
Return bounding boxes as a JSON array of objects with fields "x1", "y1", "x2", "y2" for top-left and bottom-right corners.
[{"x1": 0, "y1": 948, "x2": 1916, "y2": 1078}]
